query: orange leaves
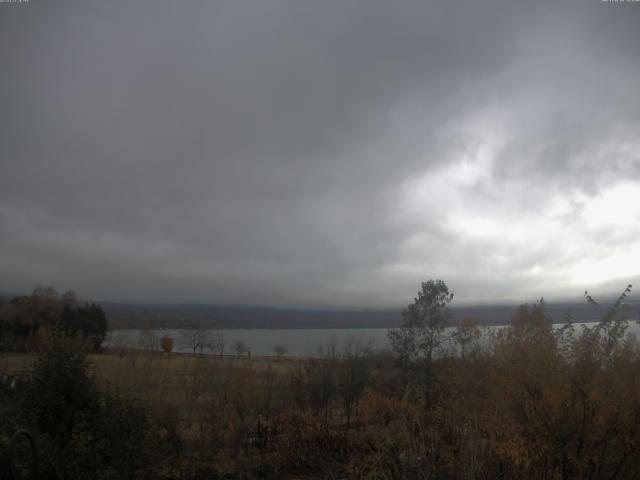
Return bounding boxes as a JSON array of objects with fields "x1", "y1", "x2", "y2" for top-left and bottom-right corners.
[
  {"x1": 358, "y1": 391, "x2": 418, "y2": 427},
  {"x1": 269, "y1": 410, "x2": 349, "y2": 475},
  {"x1": 160, "y1": 336, "x2": 174, "y2": 353}
]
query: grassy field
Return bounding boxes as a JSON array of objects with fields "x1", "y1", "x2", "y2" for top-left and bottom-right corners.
[
  {"x1": 0, "y1": 352, "x2": 36, "y2": 376},
  {"x1": 1, "y1": 349, "x2": 303, "y2": 439},
  {"x1": 5, "y1": 314, "x2": 640, "y2": 480}
]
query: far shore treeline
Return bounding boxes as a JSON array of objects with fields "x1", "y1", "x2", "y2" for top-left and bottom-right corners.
[
  {"x1": 0, "y1": 286, "x2": 107, "y2": 352},
  {"x1": 0, "y1": 286, "x2": 632, "y2": 336},
  {"x1": 95, "y1": 298, "x2": 619, "y2": 330}
]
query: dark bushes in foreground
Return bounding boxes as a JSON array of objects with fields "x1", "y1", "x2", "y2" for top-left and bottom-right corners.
[
  {"x1": 4, "y1": 338, "x2": 158, "y2": 480},
  {"x1": 3, "y1": 283, "x2": 640, "y2": 479}
]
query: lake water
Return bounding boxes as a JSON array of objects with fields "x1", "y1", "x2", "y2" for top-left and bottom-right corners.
[
  {"x1": 108, "y1": 321, "x2": 640, "y2": 357},
  {"x1": 108, "y1": 328, "x2": 391, "y2": 357}
]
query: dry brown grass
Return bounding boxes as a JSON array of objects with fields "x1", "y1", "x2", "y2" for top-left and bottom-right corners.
[
  {"x1": 0, "y1": 352, "x2": 37, "y2": 376},
  {"x1": 1, "y1": 350, "x2": 296, "y2": 422},
  {"x1": 88, "y1": 351, "x2": 299, "y2": 429}
]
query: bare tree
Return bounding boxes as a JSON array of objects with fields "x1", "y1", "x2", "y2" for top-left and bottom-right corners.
[
  {"x1": 137, "y1": 329, "x2": 159, "y2": 354},
  {"x1": 272, "y1": 344, "x2": 287, "y2": 359},
  {"x1": 106, "y1": 329, "x2": 130, "y2": 356},
  {"x1": 177, "y1": 357, "x2": 206, "y2": 427},
  {"x1": 301, "y1": 341, "x2": 339, "y2": 422},
  {"x1": 207, "y1": 330, "x2": 226, "y2": 356},
  {"x1": 181, "y1": 325, "x2": 211, "y2": 356},
  {"x1": 451, "y1": 318, "x2": 482, "y2": 359},
  {"x1": 233, "y1": 340, "x2": 249, "y2": 358},
  {"x1": 339, "y1": 337, "x2": 372, "y2": 429}
]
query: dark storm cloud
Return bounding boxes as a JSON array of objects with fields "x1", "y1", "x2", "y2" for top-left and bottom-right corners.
[{"x1": 1, "y1": 0, "x2": 640, "y2": 307}]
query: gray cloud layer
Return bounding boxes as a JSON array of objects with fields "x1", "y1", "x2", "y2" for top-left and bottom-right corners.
[{"x1": 1, "y1": 0, "x2": 640, "y2": 307}]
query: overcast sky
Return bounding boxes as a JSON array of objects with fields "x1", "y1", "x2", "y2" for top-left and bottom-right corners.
[{"x1": 1, "y1": 0, "x2": 640, "y2": 308}]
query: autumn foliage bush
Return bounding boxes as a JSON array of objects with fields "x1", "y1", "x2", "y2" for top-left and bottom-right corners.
[
  {"x1": 4, "y1": 282, "x2": 640, "y2": 479},
  {"x1": 160, "y1": 335, "x2": 174, "y2": 353},
  {"x1": 269, "y1": 410, "x2": 349, "y2": 476}
]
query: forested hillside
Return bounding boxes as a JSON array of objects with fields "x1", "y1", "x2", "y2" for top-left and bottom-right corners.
[{"x1": 102, "y1": 299, "x2": 614, "y2": 329}]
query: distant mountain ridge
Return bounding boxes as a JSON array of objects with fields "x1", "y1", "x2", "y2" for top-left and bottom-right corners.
[
  {"x1": 3, "y1": 290, "x2": 636, "y2": 329},
  {"x1": 101, "y1": 299, "x2": 639, "y2": 329}
]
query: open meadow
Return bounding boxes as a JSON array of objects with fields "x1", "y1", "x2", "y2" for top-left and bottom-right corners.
[{"x1": 4, "y1": 289, "x2": 640, "y2": 479}]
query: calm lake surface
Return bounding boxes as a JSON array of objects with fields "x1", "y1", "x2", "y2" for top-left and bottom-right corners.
[{"x1": 108, "y1": 321, "x2": 640, "y2": 357}]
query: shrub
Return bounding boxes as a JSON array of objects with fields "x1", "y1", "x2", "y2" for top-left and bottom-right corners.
[
  {"x1": 269, "y1": 410, "x2": 349, "y2": 476},
  {"x1": 161, "y1": 336, "x2": 174, "y2": 353},
  {"x1": 16, "y1": 336, "x2": 156, "y2": 480}
]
